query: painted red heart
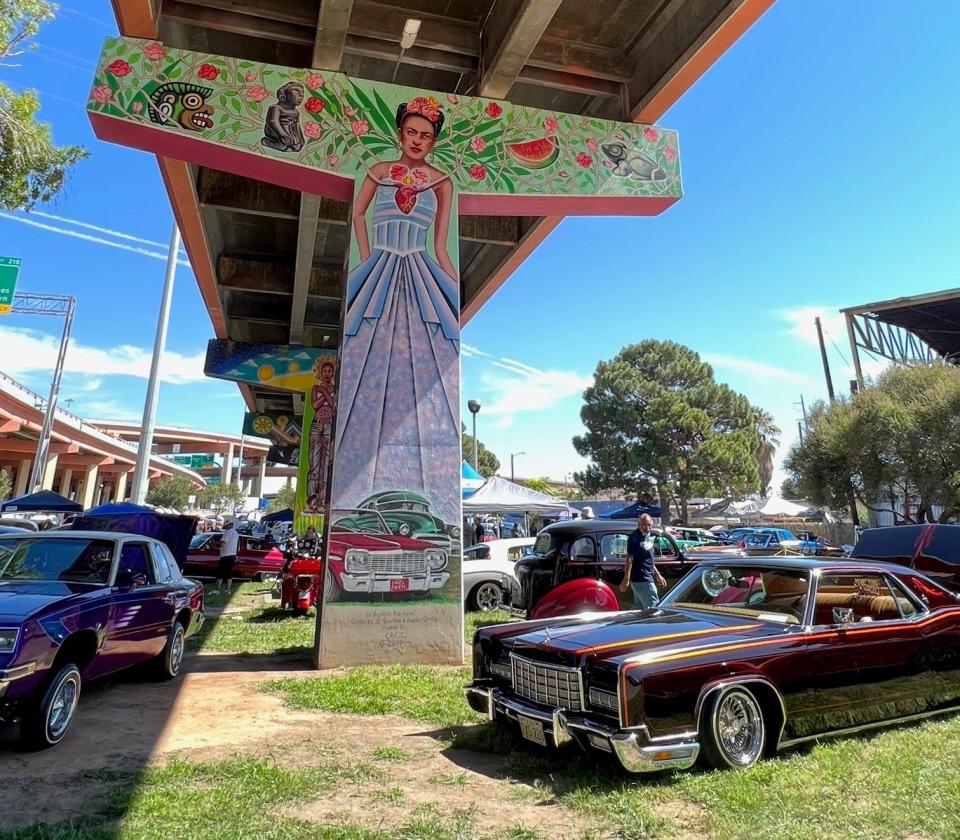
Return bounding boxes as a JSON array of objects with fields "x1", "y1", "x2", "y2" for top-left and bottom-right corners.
[{"x1": 395, "y1": 185, "x2": 417, "y2": 214}]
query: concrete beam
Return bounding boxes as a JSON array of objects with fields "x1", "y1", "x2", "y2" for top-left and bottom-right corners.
[
  {"x1": 80, "y1": 464, "x2": 99, "y2": 510},
  {"x1": 478, "y1": 0, "x2": 563, "y2": 99},
  {"x1": 312, "y1": 0, "x2": 355, "y2": 71},
  {"x1": 58, "y1": 454, "x2": 116, "y2": 468},
  {"x1": 13, "y1": 459, "x2": 30, "y2": 496},
  {"x1": 291, "y1": 193, "x2": 323, "y2": 345},
  {"x1": 218, "y1": 256, "x2": 342, "y2": 300},
  {"x1": 0, "y1": 420, "x2": 21, "y2": 434},
  {"x1": 0, "y1": 439, "x2": 81, "y2": 455}
]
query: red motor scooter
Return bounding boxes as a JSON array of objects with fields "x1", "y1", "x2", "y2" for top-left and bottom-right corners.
[{"x1": 278, "y1": 537, "x2": 324, "y2": 614}]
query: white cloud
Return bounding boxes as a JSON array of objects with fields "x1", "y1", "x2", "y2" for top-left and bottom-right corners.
[
  {"x1": 76, "y1": 399, "x2": 142, "y2": 422},
  {"x1": 478, "y1": 356, "x2": 592, "y2": 428},
  {"x1": 702, "y1": 353, "x2": 816, "y2": 386},
  {"x1": 0, "y1": 326, "x2": 207, "y2": 385},
  {"x1": 461, "y1": 343, "x2": 491, "y2": 358}
]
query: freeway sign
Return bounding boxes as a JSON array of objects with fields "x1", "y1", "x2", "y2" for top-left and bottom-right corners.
[{"x1": 0, "y1": 258, "x2": 20, "y2": 314}]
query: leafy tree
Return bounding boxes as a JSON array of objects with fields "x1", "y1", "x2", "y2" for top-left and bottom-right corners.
[
  {"x1": 780, "y1": 475, "x2": 802, "y2": 500},
  {"x1": 0, "y1": 467, "x2": 10, "y2": 500},
  {"x1": 461, "y1": 423, "x2": 500, "y2": 477},
  {"x1": 573, "y1": 340, "x2": 761, "y2": 522},
  {"x1": 197, "y1": 482, "x2": 246, "y2": 515},
  {"x1": 145, "y1": 475, "x2": 194, "y2": 510},
  {"x1": 754, "y1": 409, "x2": 780, "y2": 496},
  {"x1": 267, "y1": 485, "x2": 296, "y2": 512},
  {"x1": 785, "y1": 364, "x2": 960, "y2": 524},
  {"x1": 523, "y1": 477, "x2": 559, "y2": 496},
  {"x1": 1, "y1": 0, "x2": 87, "y2": 210}
]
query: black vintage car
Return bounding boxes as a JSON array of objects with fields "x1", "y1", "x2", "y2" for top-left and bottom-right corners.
[
  {"x1": 507, "y1": 519, "x2": 745, "y2": 618},
  {"x1": 851, "y1": 524, "x2": 960, "y2": 591}
]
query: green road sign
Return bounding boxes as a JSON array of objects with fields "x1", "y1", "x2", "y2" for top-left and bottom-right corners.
[{"x1": 0, "y1": 258, "x2": 20, "y2": 314}]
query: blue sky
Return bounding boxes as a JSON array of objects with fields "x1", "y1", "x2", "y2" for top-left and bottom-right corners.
[{"x1": 2, "y1": 1, "x2": 959, "y2": 485}]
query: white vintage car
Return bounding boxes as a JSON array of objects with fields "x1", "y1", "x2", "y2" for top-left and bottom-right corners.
[{"x1": 462, "y1": 538, "x2": 535, "y2": 612}]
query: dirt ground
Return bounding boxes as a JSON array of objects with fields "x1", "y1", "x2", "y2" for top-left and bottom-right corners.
[{"x1": 0, "y1": 649, "x2": 598, "y2": 838}]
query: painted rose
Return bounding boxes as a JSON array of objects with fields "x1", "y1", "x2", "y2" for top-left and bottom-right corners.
[
  {"x1": 389, "y1": 163, "x2": 407, "y2": 182},
  {"x1": 327, "y1": 154, "x2": 340, "y2": 167},
  {"x1": 143, "y1": 43, "x2": 166, "y2": 61},
  {"x1": 246, "y1": 86, "x2": 269, "y2": 102},
  {"x1": 663, "y1": 145, "x2": 677, "y2": 162},
  {"x1": 543, "y1": 116, "x2": 558, "y2": 134},
  {"x1": 576, "y1": 152, "x2": 592, "y2": 168},
  {"x1": 90, "y1": 84, "x2": 112, "y2": 104},
  {"x1": 306, "y1": 74, "x2": 325, "y2": 89},
  {"x1": 132, "y1": 101, "x2": 143, "y2": 113},
  {"x1": 305, "y1": 97, "x2": 325, "y2": 113},
  {"x1": 198, "y1": 63, "x2": 219, "y2": 80},
  {"x1": 344, "y1": 106, "x2": 356, "y2": 116},
  {"x1": 558, "y1": 170, "x2": 569, "y2": 177},
  {"x1": 244, "y1": 71, "x2": 257, "y2": 82},
  {"x1": 106, "y1": 59, "x2": 132, "y2": 77},
  {"x1": 485, "y1": 102, "x2": 502, "y2": 118},
  {"x1": 351, "y1": 119, "x2": 370, "y2": 136},
  {"x1": 303, "y1": 121, "x2": 323, "y2": 140},
  {"x1": 469, "y1": 163, "x2": 487, "y2": 180},
  {"x1": 446, "y1": 93, "x2": 458, "y2": 104},
  {"x1": 470, "y1": 136, "x2": 487, "y2": 153},
  {"x1": 643, "y1": 127, "x2": 658, "y2": 143},
  {"x1": 586, "y1": 138, "x2": 599, "y2": 152}
]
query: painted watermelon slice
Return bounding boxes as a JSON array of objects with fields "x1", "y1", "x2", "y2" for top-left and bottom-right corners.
[{"x1": 505, "y1": 135, "x2": 560, "y2": 169}]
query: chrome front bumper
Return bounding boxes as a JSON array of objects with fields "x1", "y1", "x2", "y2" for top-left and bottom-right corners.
[
  {"x1": 0, "y1": 661, "x2": 37, "y2": 699},
  {"x1": 341, "y1": 571, "x2": 450, "y2": 594},
  {"x1": 464, "y1": 682, "x2": 699, "y2": 774}
]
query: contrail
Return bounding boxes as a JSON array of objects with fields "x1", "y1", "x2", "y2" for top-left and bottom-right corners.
[
  {"x1": 0, "y1": 213, "x2": 191, "y2": 268},
  {"x1": 29, "y1": 210, "x2": 172, "y2": 249}
]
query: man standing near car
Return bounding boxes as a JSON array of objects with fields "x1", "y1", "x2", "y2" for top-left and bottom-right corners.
[
  {"x1": 619, "y1": 513, "x2": 666, "y2": 609},
  {"x1": 216, "y1": 521, "x2": 240, "y2": 594}
]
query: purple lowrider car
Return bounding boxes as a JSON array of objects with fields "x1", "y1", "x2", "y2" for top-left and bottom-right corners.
[{"x1": 0, "y1": 531, "x2": 204, "y2": 749}]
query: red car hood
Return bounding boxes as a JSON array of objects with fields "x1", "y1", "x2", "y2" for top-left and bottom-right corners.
[{"x1": 328, "y1": 530, "x2": 438, "y2": 555}]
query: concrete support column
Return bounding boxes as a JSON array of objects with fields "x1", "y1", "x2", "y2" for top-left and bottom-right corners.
[
  {"x1": 14, "y1": 459, "x2": 31, "y2": 496},
  {"x1": 254, "y1": 456, "x2": 267, "y2": 497},
  {"x1": 114, "y1": 471, "x2": 128, "y2": 502},
  {"x1": 59, "y1": 468, "x2": 74, "y2": 499},
  {"x1": 41, "y1": 454, "x2": 59, "y2": 491},
  {"x1": 221, "y1": 443, "x2": 234, "y2": 485},
  {"x1": 81, "y1": 464, "x2": 99, "y2": 510}
]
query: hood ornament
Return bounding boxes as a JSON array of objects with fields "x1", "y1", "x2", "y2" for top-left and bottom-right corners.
[{"x1": 543, "y1": 626, "x2": 552, "y2": 641}]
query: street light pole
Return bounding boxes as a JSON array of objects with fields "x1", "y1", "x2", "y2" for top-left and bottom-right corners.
[
  {"x1": 467, "y1": 400, "x2": 481, "y2": 471},
  {"x1": 131, "y1": 223, "x2": 181, "y2": 504},
  {"x1": 510, "y1": 451, "x2": 525, "y2": 482},
  {"x1": 236, "y1": 434, "x2": 245, "y2": 494}
]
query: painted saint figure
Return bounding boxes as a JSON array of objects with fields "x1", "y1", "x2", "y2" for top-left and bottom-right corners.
[
  {"x1": 261, "y1": 81, "x2": 305, "y2": 152},
  {"x1": 334, "y1": 96, "x2": 460, "y2": 525},
  {"x1": 307, "y1": 359, "x2": 336, "y2": 513}
]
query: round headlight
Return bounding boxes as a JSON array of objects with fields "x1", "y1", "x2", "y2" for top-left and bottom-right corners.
[
  {"x1": 426, "y1": 549, "x2": 447, "y2": 570},
  {"x1": 345, "y1": 549, "x2": 370, "y2": 572}
]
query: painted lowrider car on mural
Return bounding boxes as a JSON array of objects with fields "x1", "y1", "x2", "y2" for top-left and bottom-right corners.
[
  {"x1": 466, "y1": 557, "x2": 960, "y2": 773},
  {"x1": 325, "y1": 510, "x2": 449, "y2": 601},
  {"x1": 0, "y1": 532, "x2": 204, "y2": 748},
  {"x1": 353, "y1": 491, "x2": 460, "y2": 553}
]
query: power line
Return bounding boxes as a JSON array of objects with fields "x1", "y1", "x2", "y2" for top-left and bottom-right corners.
[
  {"x1": 36, "y1": 43, "x2": 97, "y2": 69},
  {"x1": 59, "y1": 6, "x2": 116, "y2": 30}
]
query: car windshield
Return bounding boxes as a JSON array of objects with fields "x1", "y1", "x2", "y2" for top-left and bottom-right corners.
[
  {"x1": 661, "y1": 565, "x2": 809, "y2": 624},
  {"x1": 189, "y1": 535, "x2": 210, "y2": 549},
  {"x1": 331, "y1": 510, "x2": 390, "y2": 535},
  {"x1": 0, "y1": 537, "x2": 116, "y2": 585}
]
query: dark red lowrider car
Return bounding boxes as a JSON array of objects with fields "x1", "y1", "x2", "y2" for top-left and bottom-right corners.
[
  {"x1": 466, "y1": 557, "x2": 960, "y2": 773},
  {"x1": 183, "y1": 532, "x2": 285, "y2": 581}
]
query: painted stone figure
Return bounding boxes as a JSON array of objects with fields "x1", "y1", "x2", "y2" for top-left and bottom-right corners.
[
  {"x1": 307, "y1": 359, "x2": 336, "y2": 513},
  {"x1": 333, "y1": 96, "x2": 460, "y2": 529},
  {"x1": 261, "y1": 81, "x2": 305, "y2": 152},
  {"x1": 147, "y1": 82, "x2": 214, "y2": 131}
]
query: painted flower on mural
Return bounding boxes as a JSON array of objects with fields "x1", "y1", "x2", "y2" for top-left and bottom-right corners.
[
  {"x1": 543, "y1": 116, "x2": 558, "y2": 134},
  {"x1": 485, "y1": 102, "x2": 502, "y2": 118},
  {"x1": 106, "y1": 59, "x2": 132, "y2": 77},
  {"x1": 576, "y1": 152, "x2": 592, "y2": 168},
  {"x1": 663, "y1": 145, "x2": 677, "y2": 162},
  {"x1": 90, "y1": 84, "x2": 112, "y2": 104},
  {"x1": 303, "y1": 121, "x2": 323, "y2": 140},
  {"x1": 198, "y1": 63, "x2": 219, "y2": 80},
  {"x1": 306, "y1": 73, "x2": 325, "y2": 89},
  {"x1": 344, "y1": 106, "x2": 356, "y2": 116},
  {"x1": 586, "y1": 138, "x2": 599, "y2": 152},
  {"x1": 305, "y1": 97, "x2": 325, "y2": 113},
  {"x1": 446, "y1": 93, "x2": 458, "y2": 104},
  {"x1": 470, "y1": 136, "x2": 486, "y2": 154},
  {"x1": 643, "y1": 127, "x2": 658, "y2": 143},
  {"x1": 245, "y1": 86, "x2": 269, "y2": 102},
  {"x1": 558, "y1": 170, "x2": 569, "y2": 177},
  {"x1": 244, "y1": 71, "x2": 257, "y2": 82},
  {"x1": 407, "y1": 96, "x2": 442, "y2": 123},
  {"x1": 327, "y1": 154, "x2": 340, "y2": 167},
  {"x1": 389, "y1": 164, "x2": 429, "y2": 187},
  {"x1": 469, "y1": 163, "x2": 487, "y2": 180},
  {"x1": 132, "y1": 101, "x2": 143, "y2": 113},
  {"x1": 143, "y1": 43, "x2": 166, "y2": 61},
  {"x1": 351, "y1": 119, "x2": 370, "y2": 136}
]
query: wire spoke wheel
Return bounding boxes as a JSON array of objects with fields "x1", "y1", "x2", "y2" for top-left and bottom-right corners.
[
  {"x1": 47, "y1": 671, "x2": 80, "y2": 741},
  {"x1": 712, "y1": 688, "x2": 765, "y2": 768}
]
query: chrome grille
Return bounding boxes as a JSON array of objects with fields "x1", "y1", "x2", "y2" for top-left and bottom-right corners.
[
  {"x1": 369, "y1": 552, "x2": 427, "y2": 574},
  {"x1": 510, "y1": 654, "x2": 584, "y2": 711}
]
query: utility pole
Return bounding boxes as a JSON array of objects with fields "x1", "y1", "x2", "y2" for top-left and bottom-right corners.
[
  {"x1": 797, "y1": 420, "x2": 804, "y2": 443},
  {"x1": 799, "y1": 394, "x2": 808, "y2": 428},
  {"x1": 814, "y1": 317, "x2": 835, "y2": 403},
  {"x1": 236, "y1": 434, "x2": 245, "y2": 494},
  {"x1": 132, "y1": 224, "x2": 181, "y2": 504},
  {"x1": 467, "y1": 400, "x2": 481, "y2": 471},
  {"x1": 510, "y1": 451, "x2": 525, "y2": 482}
]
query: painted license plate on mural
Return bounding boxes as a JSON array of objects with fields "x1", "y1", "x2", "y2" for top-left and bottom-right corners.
[
  {"x1": 518, "y1": 716, "x2": 547, "y2": 747},
  {"x1": 389, "y1": 579, "x2": 410, "y2": 592}
]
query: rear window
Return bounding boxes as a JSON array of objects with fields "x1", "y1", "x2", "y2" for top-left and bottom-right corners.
[{"x1": 533, "y1": 532, "x2": 556, "y2": 555}]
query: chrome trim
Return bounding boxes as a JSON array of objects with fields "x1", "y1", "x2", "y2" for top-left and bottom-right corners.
[
  {"x1": 0, "y1": 625, "x2": 20, "y2": 654},
  {"x1": 0, "y1": 662, "x2": 37, "y2": 681},
  {"x1": 778, "y1": 702, "x2": 960, "y2": 749},
  {"x1": 695, "y1": 676, "x2": 788, "y2": 749},
  {"x1": 610, "y1": 733, "x2": 700, "y2": 773},
  {"x1": 509, "y1": 654, "x2": 586, "y2": 712}
]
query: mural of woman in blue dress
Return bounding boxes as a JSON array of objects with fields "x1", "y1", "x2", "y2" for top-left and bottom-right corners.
[{"x1": 333, "y1": 96, "x2": 461, "y2": 527}]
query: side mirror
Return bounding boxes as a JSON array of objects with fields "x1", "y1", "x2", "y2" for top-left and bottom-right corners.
[{"x1": 832, "y1": 606, "x2": 855, "y2": 626}]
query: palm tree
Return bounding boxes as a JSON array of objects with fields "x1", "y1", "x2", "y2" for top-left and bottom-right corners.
[{"x1": 754, "y1": 410, "x2": 780, "y2": 495}]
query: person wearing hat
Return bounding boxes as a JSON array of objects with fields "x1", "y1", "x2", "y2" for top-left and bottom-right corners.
[
  {"x1": 216, "y1": 521, "x2": 240, "y2": 594},
  {"x1": 580, "y1": 506, "x2": 596, "y2": 519}
]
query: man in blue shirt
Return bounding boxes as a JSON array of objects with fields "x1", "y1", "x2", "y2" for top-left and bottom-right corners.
[{"x1": 619, "y1": 513, "x2": 666, "y2": 609}]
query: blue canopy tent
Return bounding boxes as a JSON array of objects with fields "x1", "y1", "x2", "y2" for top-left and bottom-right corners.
[
  {"x1": 608, "y1": 501, "x2": 662, "y2": 520},
  {"x1": 461, "y1": 460, "x2": 485, "y2": 498},
  {"x1": 262, "y1": 507, "x2": 293, "y2": 523},
  {"x1": 86, "y1": 502, "x2": 153, "y2": 516},
  {"x1": 0, "y1": 489, "x2": 83, "y2": 513}
]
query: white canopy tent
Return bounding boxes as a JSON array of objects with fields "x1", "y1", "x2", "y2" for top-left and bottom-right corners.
[
  {"x1": 760, "y1": 496, "x2": 813, "y2": 518},
  {"x1": 461, "y1": 476, "x2": 569, "y2": 513}
]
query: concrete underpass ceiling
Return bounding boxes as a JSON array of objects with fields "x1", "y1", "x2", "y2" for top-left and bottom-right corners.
[{"x1": 114, "y1": 0, "x2": 772, "y2": 416}]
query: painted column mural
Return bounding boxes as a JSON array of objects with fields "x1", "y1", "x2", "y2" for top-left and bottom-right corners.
[{"x1": 88, "y1": 37, "x2": 682, "y2": 668}]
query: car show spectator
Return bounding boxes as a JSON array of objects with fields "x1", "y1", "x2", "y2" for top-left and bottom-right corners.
[
  {"x1": 299, "y1": 525, "x2": 321, "y2": 556},
  {"x1": 216, "y1": 521, "x2": 240, "y2": 594},
  {"x1": 619, "y1": 513, "x2": 667, "y2": 609}
]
